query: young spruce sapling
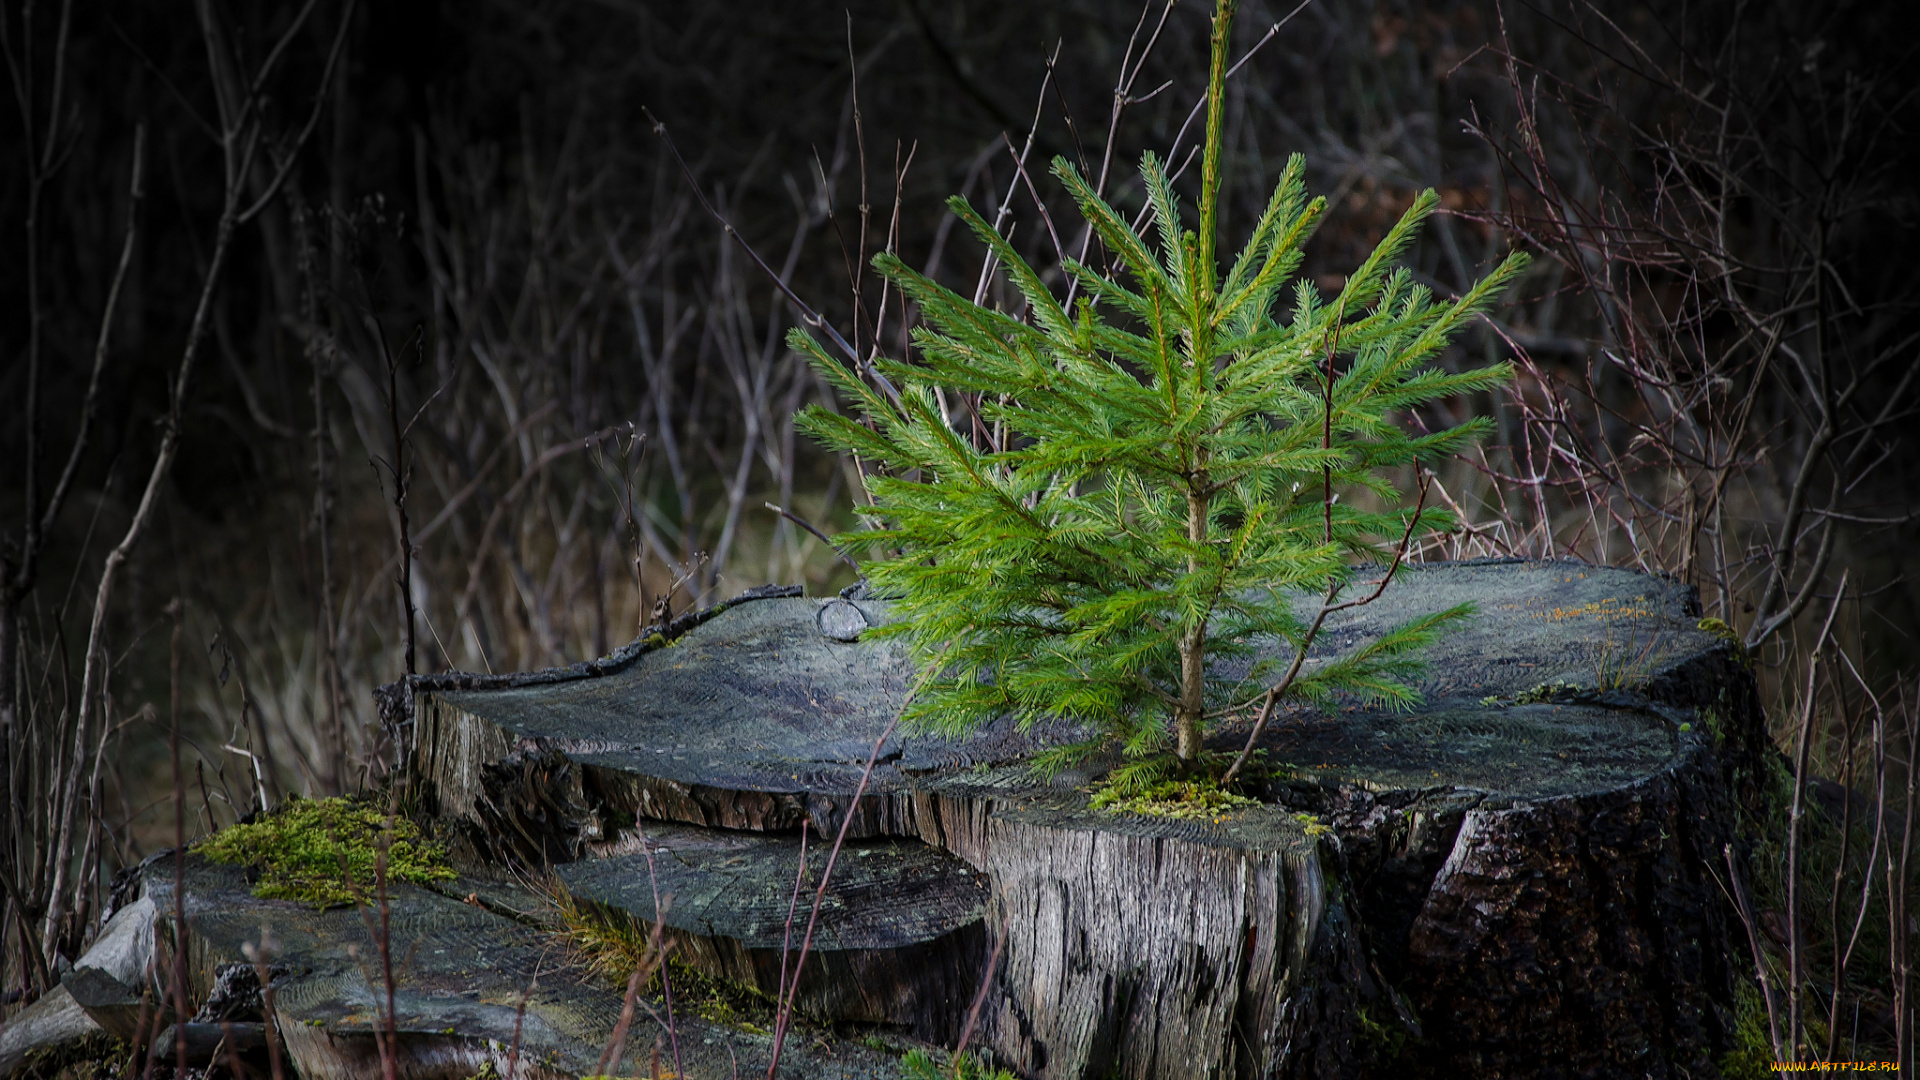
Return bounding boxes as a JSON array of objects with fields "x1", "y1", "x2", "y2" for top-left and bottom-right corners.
[{"x1": 794, "y1": 0, "x2": 1527, "y2": 791}]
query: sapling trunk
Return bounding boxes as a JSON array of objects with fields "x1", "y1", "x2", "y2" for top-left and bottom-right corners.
[
  {"x1": 1178, "y1": 483, "x2": 1209, "y2": 766},
  {"x1": 1175, "y1": 0, "x2": 1227, "y2": 766}
]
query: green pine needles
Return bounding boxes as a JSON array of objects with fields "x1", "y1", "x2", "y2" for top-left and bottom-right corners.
[{"x1": 794, "y1": 0, "x2": 1527, "y2": 784}]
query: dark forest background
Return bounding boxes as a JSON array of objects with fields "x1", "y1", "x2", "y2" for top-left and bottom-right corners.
[{"x1": 3, "y1": 0, "x2": 1918, "y2": 1060}]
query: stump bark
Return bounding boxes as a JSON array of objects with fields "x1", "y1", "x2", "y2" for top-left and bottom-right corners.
[{"x1": 400, "y1": 560, "x2": 1764, "y2": 1079}]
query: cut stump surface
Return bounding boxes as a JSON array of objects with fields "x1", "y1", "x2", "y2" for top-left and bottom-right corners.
[{"x1": 400, "y1": 561, "x2": 1765, "y2": 1079}]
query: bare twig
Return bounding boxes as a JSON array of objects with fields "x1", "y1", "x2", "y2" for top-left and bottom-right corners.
[
  {"x1": 764, "y1": 504, "x2": 859, "y2": 574},
  {"x1": 1220, "y1": 468, "x2": 1431, "y2": 788},
  {"x1": 951, "y1": 917, "x2": 1006, "y2": 1070},
  {"x1": 644, "y1": 108, "x2": 896, "y2": 402},
  {"x1": 38, "y1": 0, "x2": 353, "y2": 958},
  {"x1": 629, "y1": 813, "x2": 682, "y2": 1078},
  {"x1": 168, "y1": 598, "x2": 187, "y2": 1079},
  {"x1": 244, "y1": 926, "x2": 287, "y2": 1080},
  {"x1": 1721, "y1": 844, "x2": 1786, "y2": 1059},
  {"x1": 765, "y1": 682, "x2": 921, "y2": 1077},
  {"x1": 773, "y1": 820, "x2": 811, "y2": 1031},
  {"x1": 1786, "y1": 571, "x2": 1848, "y2": 1058}
]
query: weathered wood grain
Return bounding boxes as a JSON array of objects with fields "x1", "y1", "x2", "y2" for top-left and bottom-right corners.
[
  {"x1": 394, "y1": 560, "x2": 1763, "y2": 1078},
  {"x1": 561, "y1": 822, "x2": 990, "y2": 1040},
  {"x1": 0, "y1": 985, "x2": 101, "y2": 1078}
]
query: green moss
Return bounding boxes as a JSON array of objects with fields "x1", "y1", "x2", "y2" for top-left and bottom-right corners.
[
  {"x1": 1729, "y1": 746, "x2": 1901, "y2": 1062},
  {"x1": 1697, "y1": 617, "x2": 1753, "y2": 667},
  {"x1": 1717, "y1": 983, "x2": 1777, "y2": 1080},
  {"x1": 1090, "y1": 778, "x2": 1258, "y2": 821},
  {"x1": 1700, "y1": 708, "x2": 1726, "y2": 747},
  {"x1": 1514, "y1": 680, "x2": 1579, "y2": 705},
  {"x1": 193, "y1": 795, "x2": 455, "y2": 908},
  {"x1": 17, "y1": 1032, "x2": 129, "y2": 1079},
  {"x1": 1480, "y1": 679, "x2": 1581, "y2": 707},
  {"x1": 901, "y1": 1048, "x2": 1016, "y2": 1080},
  {"x1": 1354, "y1": 1004, "x2": 1410, "y2": 1063},
  {"x1": 664, "y1": 955, "x2": 773, "y2": 1031},
  {"x1": 1292, "y1": 812, "x2": 1332, "y2": 838}
]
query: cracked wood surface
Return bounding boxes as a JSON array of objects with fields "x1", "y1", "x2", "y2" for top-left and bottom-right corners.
[{"x1": 393, "y1": 560, "x2": 1761, "y2": 1079}]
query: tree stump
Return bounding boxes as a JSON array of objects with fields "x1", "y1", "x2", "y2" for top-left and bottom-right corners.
[
  {"x1": 406, "y1": 561, "x2": 1766, "y2": 1079},
  {"x1": 112, "y1": 854, "x2": 907, "y2": 1080}
]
